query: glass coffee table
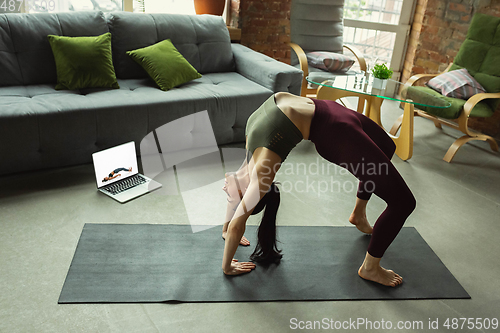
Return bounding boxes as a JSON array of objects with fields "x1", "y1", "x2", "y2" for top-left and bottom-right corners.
[{"x1": 306, "y1": 74, "x2": 451, "y2": 160}]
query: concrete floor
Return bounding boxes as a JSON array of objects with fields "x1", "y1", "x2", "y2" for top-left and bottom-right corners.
[{"x1": 1, "y1": 99, "x2": 500, "y2": 332}]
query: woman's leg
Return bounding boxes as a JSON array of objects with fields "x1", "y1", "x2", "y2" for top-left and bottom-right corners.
[
  {"x1": 325, "y1": 120, "x2": 416, "y2": 259},
  {"x1": 326, "y1": 133, "x2": 415, "y2": 286},
  {"x1": 309, "y1": 99, "x2": 415, "y2": 286},
  {"x1": 222, "y1": 222, "x2": 250, "y2": 246},
  {"x1": 349, "y1": 111, "x2": 397, "y2": 234},
  {"x1": 352, "y1": 110, "x2": 396, "y2": 201},
  {"x1": 340, "y1": 134, "x2": 415, "y2": 286},
  {"x1": 355, "y1": 152, "x2": 415, "y2": 286}
]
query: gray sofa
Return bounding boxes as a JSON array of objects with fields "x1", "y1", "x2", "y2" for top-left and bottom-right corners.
[{"x1": 0, "y1": 11, "x2": 302, "y2": 176}]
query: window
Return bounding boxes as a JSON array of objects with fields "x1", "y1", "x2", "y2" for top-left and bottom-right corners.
[{"x1": 343, "y1": 0, "x2": 416, "y2": 80}]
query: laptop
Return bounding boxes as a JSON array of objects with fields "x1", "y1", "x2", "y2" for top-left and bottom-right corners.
[{"x1": 92, "y1": 141, "x2": 162, "y2": 203}]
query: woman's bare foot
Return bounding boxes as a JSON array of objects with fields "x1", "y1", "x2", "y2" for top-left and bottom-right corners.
[
  {"x1": 222, "y1": 231, "x2": 250, "y2": 246},
  {"x1": 350, "y1": 197, "x2": 373, "y2": 234},
  {"x1": 358, "y1": 252, "x2": 403, "y2": 287},
  {"x1": 349, "y1": 213, "x2": 373, "y2": 234}
]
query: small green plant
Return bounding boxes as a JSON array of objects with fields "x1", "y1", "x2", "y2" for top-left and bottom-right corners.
[{"x1": 371, "y1": 63, "x2": 393, "y2": 80}]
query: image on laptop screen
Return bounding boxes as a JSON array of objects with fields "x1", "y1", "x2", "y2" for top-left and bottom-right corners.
[{"x1": 92, "y1": 142, "x2": 139, "y2": 188}]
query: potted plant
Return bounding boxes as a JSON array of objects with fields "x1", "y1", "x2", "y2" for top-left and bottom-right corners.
[
  {"x1": 371, "y1": 63, "x2": 393, "y2": 90},
  {"x1": 194, "y1": 0, "x2": 225, "y2": 16}
]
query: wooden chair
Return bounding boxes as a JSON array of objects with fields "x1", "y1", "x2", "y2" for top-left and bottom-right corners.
[
  {"x1": 289, "y1": 0, "x2": 366, "y2": 97},
  {"x1": 397, "y1": 13, "x2": 500, "y2": 162}
]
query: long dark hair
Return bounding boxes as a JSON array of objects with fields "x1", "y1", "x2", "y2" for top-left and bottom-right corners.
[{"x1": 249, "y1": 182, "x2": 282, "y2": 265}]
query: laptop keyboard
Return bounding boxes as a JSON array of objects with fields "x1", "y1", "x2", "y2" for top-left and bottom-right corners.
[{"x1": 102, "y1": 174, "x2": 147, "y2": 195}]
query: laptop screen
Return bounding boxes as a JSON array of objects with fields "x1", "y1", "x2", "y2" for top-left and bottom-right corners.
[{"x1": 92, "y1": 142, "x2": 139, "y2": 188}]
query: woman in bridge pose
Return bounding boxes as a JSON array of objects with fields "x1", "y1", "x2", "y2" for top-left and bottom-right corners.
[
  {"x1": 102, "y1": 167, "x2": 132, "y2": 182},
  {"x1": 221, "y1": 92, "x2": 416, "y2": 287}
]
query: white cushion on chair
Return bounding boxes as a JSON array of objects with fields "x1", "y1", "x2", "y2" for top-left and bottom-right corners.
[
  {"x1": 426, "y1": 68, "x2": 486, "y2": 100},
  {"x1": 306, "y1": 51, "x2": 355, "y2": 72}
]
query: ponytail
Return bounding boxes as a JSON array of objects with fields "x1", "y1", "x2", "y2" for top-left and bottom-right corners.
[{"x1": 249, "y1": 182, "x2": 282, "y2": 264}]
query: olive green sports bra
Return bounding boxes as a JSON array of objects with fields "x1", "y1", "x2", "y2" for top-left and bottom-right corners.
[{"x1": 245, "y1": 95, "x2": 303, "y2": 162}]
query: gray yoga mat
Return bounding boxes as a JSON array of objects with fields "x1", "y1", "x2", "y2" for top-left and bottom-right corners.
[{"x1": 58, "y1": 224, "x2": 470, "y2": 303}]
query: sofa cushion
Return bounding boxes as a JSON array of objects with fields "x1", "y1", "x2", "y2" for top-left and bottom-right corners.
[
  {"x1": 107, "y1": 12, "x2": 234, "y2": 79},
  {"x1": 306, "y1": 51, "x2": 354, "y2": 72},
  {"x1": 127, "y1": 39, "x2": 201, "y2": 91},
  {"x1": 113, "y1": 73, "x2": 272, "y2": 144},
  {"x1": 0, "y1": 11, "x2": 109, "y2": 87},
  {"x1": 48, "y1": 33, "x2": 119, "y2": 90},
  {"x1": 426, "y1": 68, "x2": 486, "y2": 100}
]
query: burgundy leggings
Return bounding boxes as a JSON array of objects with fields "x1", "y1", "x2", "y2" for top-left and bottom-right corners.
[{"x1": 309, "y1": 99, "x2": 416, "y2": 258}]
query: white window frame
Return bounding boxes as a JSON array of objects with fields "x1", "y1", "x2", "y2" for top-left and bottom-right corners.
[{"x1": 343, "y1": 0, "x2": 417, "y2": 80}]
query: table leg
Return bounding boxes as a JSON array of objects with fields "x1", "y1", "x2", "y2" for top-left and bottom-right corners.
[
  {"x1": 364, "y1": 96, "x2": 414, "y2": 161},
  {"x1": 391, "y1": 102, "x2": 414, "y2": 161},
  {"x1": 366, "y1": 96, "x2": 383, "y2": 127}
]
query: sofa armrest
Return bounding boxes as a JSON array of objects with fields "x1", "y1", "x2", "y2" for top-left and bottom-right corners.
[{"x1": 231, "y1": 44, "x2": 303, "y2": 95}]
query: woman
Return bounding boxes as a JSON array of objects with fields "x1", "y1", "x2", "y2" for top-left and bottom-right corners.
[
  {"x1": 102, "y1": 167, "x2": 132, "y2": 182},
  {"x1": 221, "y1": 92, "x2": 416, "y2": 287}
]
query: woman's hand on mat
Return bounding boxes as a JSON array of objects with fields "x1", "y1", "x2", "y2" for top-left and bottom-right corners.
[{"x1": 223, "y1": 259, "x2": 256, "y2": 275}]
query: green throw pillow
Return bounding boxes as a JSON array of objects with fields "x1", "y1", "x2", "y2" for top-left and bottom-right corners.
[
  {"x1": 47, "y1": 33, "x2": 119, "y2": 90},
  {"x1": 126, "y1": 39, "x2": 202, "y2": 91}
]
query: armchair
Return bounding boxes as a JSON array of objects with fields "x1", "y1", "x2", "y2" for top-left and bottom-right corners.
[
  {"x1": 289, "y1": 0, "x2": 366, "y2": 97},
  {"x1": 402, "y1": 13, "x2": 500, "y2": 162}
]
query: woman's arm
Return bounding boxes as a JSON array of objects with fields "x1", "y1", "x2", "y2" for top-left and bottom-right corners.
[
  {"x1": 221, "y1": 157, "x2": 252, "y2": 243},
  {"x1": 222, "y1": 180, "x2": 261, "y2": 274},
  {"x1": 222, "y1": 154, "x2": 279, "y2": 275},
  {"x1": 224, "y1": 202, "x2": 238, "y2": 225}
]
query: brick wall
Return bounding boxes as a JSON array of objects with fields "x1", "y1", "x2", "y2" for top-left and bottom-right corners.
[
  {"x1": 402, "y1": 0, "x2": 500, "y2": 139},
  {"x1": 231, "y1": 0, "x2": 291, "y2": 64}
]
